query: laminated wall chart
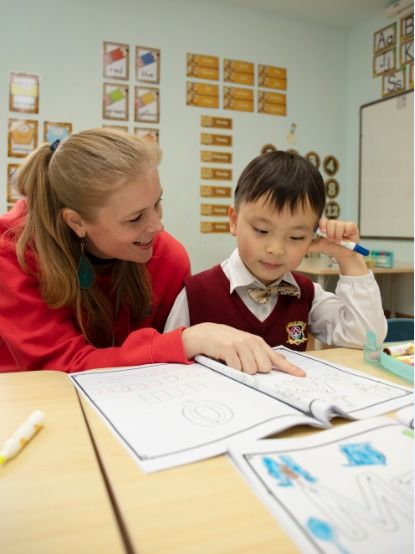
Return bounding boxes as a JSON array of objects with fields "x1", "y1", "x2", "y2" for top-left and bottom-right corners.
[
  {"x1": 187, "y1": 53, "x2": 289, "y2": 233},
  {"x1": 102, "y1": 41, "x2": 161, "y2": 141}
]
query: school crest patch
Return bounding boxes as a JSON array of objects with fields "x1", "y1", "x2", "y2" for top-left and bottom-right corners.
[{"x1": 286, "y1": 321, "x2": 307, "y2": 346}]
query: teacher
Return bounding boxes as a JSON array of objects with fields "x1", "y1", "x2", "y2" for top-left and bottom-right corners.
[{"x1": 0, "y1": 128, "x2": 302, "y2": 376}]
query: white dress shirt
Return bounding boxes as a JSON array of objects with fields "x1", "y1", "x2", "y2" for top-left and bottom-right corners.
[{"x1": 164, "y1": 249, "x2": 387, "y2": 348}]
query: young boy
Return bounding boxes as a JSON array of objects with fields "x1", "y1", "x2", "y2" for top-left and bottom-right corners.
[{"x1": 165, "y1": 151, "x2": 387, "y2": 350}]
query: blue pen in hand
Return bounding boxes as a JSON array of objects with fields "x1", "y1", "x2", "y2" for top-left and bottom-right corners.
[{"x1": 315, "y1": 228, "x2": 370, "y2": 256}]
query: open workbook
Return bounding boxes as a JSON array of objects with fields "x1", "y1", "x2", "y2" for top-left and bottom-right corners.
[
  {"x1": 228, "y1": 417, "x2": 414, "y2": 554},
  {"x1": 70, "y1": 346, "x2": 413, "y2": 472}
]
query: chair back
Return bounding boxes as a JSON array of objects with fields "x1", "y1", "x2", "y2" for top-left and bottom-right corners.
[{"x1": 385, "y1": 318, "x2": 414, "y2": 342}]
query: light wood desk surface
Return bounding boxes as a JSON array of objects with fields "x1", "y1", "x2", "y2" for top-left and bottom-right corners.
[
  {"x1": 0, "y1": 370, "x2": 125, "y2": 554},
  {"x1": 80, "y1": 348, "x2": 411, "y2": 554}
]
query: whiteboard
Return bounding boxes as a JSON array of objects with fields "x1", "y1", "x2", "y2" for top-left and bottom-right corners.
[{"x1": 359, "y1": 90, "x2": 413, "y2": 239}]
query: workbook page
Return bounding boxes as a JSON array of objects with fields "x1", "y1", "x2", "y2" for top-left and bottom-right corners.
[
  {"x1": 71, "y1": 362, "x2": 321, "y2": 472},
  {"x1": 228, "y1": 417, "x2": 413, "y2": 554},
  {"x1": 198, "y1": 346, "x2": 413, "y2": 423}
]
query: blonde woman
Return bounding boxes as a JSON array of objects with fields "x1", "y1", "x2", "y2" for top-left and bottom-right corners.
[{"x1": 0, "y1": 128, "x2": 302, "y2": 376}]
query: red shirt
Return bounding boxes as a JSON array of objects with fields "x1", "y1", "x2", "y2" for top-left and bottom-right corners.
[{"x1": 0, "y1": 200, "x2": 191, "y2": 372}]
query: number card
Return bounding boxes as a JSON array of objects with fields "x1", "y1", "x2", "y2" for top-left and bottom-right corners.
[
  {"x1": 9, "y1": 73, "x2": 39, "y2": 114},
  {"x1": 373, "y1": 23, "x2": 397, "y2": 54},
  {"x1": 8, "y1": 118, "x2": 38, "y2": 158},
  {"x1": 103, "y1": 42, "x2": 129, "y2": 80},
  {"x1": 261, "y1": 144, "x2": 277, "y2": 154},
  {"x1": 305, "y1": 151, "x2": 321, "y2": 169},
  {"x1": 325, "y1": 179, "x2": 340, "y2": 199},
  {"x1": 324, "y1": 200, "x2": 341, "y2": 219},
  {"x1": 134, "y1": 86, "x2": 160, "y2": 123},
  {"x1": 323, "y1": 155, "x2": 339, "y2": 176},
  {"x1": 44, "y1": 121, "x2": 72, "y2": 143},
  {"x1": 136, "y1": 46, "x2": 160, "y2": 84},
  {"x1": 103, "y1": 83, "x2": 129, "y2": 120},
  {"x1": 134, "y1": 127, "x2": 160, "y2": 143}
]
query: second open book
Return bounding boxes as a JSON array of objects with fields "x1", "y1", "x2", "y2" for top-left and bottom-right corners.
[{"x1": 71, "y1": 346, "x2": 413, "y2": 472}]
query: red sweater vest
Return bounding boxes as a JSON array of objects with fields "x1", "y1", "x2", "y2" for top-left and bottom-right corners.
[{"x1": 185, "y1": 265, "x2": 315, "y2": 351}]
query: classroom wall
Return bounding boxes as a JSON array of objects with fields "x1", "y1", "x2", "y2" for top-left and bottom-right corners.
[
  {"x1": 345, "y1": 11, "x2": 414, "y2": 316},
  {"x1": 1, "y1": 0, "x2": 412, "y2": 315}
]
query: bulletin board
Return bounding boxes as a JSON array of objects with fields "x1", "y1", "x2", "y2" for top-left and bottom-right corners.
[{"x1": 358, "y1": 90, "x2": 413, "y2": 239}]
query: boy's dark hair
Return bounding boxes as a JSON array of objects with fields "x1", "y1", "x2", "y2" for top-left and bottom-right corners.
[{"x1": 234, "y1": 150, "x2": 326, "y2": 217}]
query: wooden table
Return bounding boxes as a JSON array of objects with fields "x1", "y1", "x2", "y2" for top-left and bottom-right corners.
[
  {"x1": 0, "y1": 370, "x2": 125, "y2": 554},
  {"x1": 79, "y1": 348, "x2": 410, "y2": 554},
  {"x1": 297, "y1": 257, "x2": 413, "y2": 317}
]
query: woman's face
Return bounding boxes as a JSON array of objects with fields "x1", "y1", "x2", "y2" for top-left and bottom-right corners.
[{"x1": 82, "y1": 165, "x2": 164, "y2": 264}]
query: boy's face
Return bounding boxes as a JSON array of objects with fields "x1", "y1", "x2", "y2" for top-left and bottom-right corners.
[{"x1": 229, "y1": 197, "x2": 318, "y2": 285}]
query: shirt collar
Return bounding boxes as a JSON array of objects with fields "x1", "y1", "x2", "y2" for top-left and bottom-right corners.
[{"x1": 221, "y1": 248, "x2": 300, "y2": 294}]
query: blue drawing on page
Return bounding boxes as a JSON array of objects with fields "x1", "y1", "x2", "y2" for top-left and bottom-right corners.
[
  {"x1": 262, "y1": 455, "x2": 316, "y2": 487},
  {"x1": 339, "y1": 442, "x2": 386, "y2": 466},
  {"x1": 307, "y1": 517, "x2": 350, "y2": 554}
]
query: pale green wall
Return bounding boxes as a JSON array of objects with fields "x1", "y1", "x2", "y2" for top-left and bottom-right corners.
[
  {"x1": 345, "y1": 10, "x2": 414, "y2": 315},
  {"x1": 1, "y1": 0, "x2": 412, "y2": 314}
]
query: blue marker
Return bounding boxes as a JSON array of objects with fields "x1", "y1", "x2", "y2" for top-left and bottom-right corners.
[{"x1": 315, "y1": 228, "x2": 370, "y2": 256}]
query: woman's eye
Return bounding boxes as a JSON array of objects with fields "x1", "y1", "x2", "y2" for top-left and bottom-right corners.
[{"x1": 128, "y1": 214, "x2": 143, "y2": 223}]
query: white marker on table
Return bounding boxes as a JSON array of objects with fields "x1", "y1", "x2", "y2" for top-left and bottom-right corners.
[
  {"x1": 315, "y1": 229, "x2": 370, "y2": 256},
  {"x1": 0, "y1": 410, "x2": 45, "y2": 465}
]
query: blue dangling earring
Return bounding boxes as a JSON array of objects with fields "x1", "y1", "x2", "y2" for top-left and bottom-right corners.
[{"x1": 77, "y1": 237, "x2": 95, "y2": 289}]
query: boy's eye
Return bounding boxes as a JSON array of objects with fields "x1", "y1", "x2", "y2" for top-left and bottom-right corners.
[
  {"x1": 290, "y1": 236, "x2": 306, "y2": 241},
  {"x1": 253, "y1": 227, "x2": 268, "y2": 235}
]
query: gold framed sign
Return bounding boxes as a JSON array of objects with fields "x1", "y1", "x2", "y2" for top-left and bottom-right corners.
[
  {"x1": 136, "y1": 46, "x2": 160, "y2": 83},
  {"x1": 7, "y1": 163, "x2": 22, "y2": 204},
  {"x1": 322, "y1": 155, "x2": 339, "y2": 176},
  {"x1": 200, "y1": 221, "x2": 230, "y2": 233},
  {"x1": 44, "y1": 121, "x2": 72, "y2": 143},
  {"x1": 382, "y1": 67, "x2": 406, "y2": 97},
  {"x1": 103, "y1": 83, "x2": 129, "y2": 120},
  {"x1": 134, "y1": 127, "x2": 160, "y2": 143},
  {"x1": 9, "y1": 72, "x2": 39, "y2": 114},
  {"x1": 103, "y1": 42, "x2": 129, "y2": 80},
  {"x1": 324, "y1": 201, "x2": 341, "y2": 220},
  {"x1": 400, "y1": 39, "x2": 414, "y2": 67},
  {"x1": 400, "y1": 12, "x2": 413, "y2": 41},
  {"x1": 373, "y1": 47, "x2": 396, "y2": 76},
  {"x1": 8, "y1": 118, "x2": 38, "y2": 157},
  {"x1": 305, "y1": 151, "x2": 321, "y2": 169},
  {"x1": 325, "y1": 178, "x2": 340, "y2": 199},
  {"x1": 373, "y1": 23, "x2": 397, "y2": 54},
  {"x1": 200, "y1": 185, "x2": 232, "y2": 198},
  {"x1": 135, "y1": 86, "x2": 160, "y2": 123}
]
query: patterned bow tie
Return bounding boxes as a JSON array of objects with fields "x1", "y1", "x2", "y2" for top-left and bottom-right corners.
[{"x1": 247, "y1": 281, "x2": 300, "y2": 304}]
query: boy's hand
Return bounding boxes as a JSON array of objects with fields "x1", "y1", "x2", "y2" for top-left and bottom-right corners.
[{"x1": 308, "y1": 217, "x2": 369, "y2": 275}]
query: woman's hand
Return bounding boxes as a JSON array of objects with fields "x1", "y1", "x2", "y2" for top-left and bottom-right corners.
[{"x1": 182, "y1": 323, "x2": 306, "y2": 376}]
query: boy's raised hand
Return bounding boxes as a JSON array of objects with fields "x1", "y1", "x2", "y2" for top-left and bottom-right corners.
[
  {"x1": 308, "y1": 217, "x2": 369, "y2": 275},
  {"x1": 182, "y1": 323, "x2": 306, "y2": 376}
]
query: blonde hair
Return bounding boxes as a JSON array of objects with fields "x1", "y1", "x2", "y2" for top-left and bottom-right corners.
[{"x1": 15, "y1": 128, "x2": 161, "y2": 346}]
